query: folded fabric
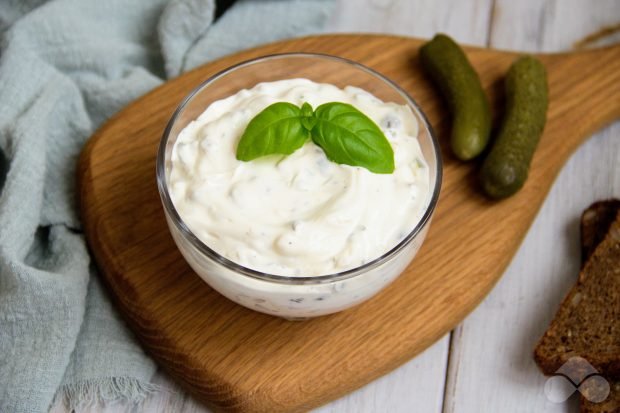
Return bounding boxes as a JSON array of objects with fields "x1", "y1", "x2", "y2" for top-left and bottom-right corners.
[{"x1": 0, "y1": 0, "x2": 334, "y2": 412}]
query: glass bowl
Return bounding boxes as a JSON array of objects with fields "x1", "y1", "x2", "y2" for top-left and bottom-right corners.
[{"x1": 157, "y1": 53, "x2": 442, "y2": 319}]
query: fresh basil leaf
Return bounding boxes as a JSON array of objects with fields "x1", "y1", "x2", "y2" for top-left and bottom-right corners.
[
  {"x1": 300, "y1": 102, "x2": 316, "y2": 131},
  {"x1": 311, "y1": 102, "x2": 395, "y2": 174},
  {"x1": 236, "y1": 102, "x2": 309, "y2": 161}
]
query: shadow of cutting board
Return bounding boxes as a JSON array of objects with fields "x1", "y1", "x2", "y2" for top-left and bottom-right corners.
[{"x1": 78, "y1": 35, "x2": 620, "y2": 412}]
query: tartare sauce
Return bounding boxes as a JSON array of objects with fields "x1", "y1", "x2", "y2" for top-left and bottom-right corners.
[{"x1": 169, "y1": 79, "x2": 430, "y2": 276}]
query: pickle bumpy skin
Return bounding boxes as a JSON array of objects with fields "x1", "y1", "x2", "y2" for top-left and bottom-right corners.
[{"x1": 480, "y1": 56, "x2": 548, "y2": 199}]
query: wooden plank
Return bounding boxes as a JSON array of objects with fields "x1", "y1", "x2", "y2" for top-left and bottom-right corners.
[
  {"x1": 314, "y1": 336, "x2": 449, "y2": 413},
  {"x1": 443, "y1": 1, "x2": 620, "y2": 412}
]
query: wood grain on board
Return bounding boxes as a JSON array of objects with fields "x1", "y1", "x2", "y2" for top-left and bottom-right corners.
[{"x1": 78, "y1": 34, "x2": 620, "y2": 412}]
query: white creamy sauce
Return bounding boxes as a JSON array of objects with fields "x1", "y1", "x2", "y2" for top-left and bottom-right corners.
[{"x1": 169, "y1": 79, "x2": 430, "y2": 276}]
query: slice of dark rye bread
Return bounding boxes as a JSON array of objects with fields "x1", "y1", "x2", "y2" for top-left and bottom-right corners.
[
  {"x1": 579, "y1": 200, "x2": 620, "y2": 413},
  {"x1": 534, "y1": 209, "x2": 620, "y2": 377},
  {"x1": 533, "y1": 201, "x2": 620, "y2": 412},
  {"x1": 534, "y1": 206, "x2": 620, "y2": 377}
]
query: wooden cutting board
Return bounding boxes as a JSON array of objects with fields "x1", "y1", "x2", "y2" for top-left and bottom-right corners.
[{"x1": 78, "y1": 35, "x2": 620, "y2": 412}]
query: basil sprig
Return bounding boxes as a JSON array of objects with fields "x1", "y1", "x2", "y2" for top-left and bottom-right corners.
[{"x1": 235, "y1": 101, "x2": 395, "y2": 174}]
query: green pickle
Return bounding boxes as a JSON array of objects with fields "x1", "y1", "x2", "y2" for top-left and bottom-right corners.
[
  {"x1": 420, "y1": 34, "x2": 491, "y2": 160},
  {"x1": 481, "y1": 56, "x2": 548, "y2": 199}
]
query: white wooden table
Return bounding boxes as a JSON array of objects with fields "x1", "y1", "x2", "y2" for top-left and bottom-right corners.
[{"x1": 57, "y1": 1, "x2": 620, "y2": 412}]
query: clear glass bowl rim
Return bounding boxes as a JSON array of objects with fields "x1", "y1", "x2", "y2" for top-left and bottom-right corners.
[{"x1": 156, "y1": 52, "x2": 443, "y2": 285}]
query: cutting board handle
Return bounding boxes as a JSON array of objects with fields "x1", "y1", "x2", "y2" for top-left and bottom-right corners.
[{"x1": 546, "y1": 43, "x2": 620, "y2": 152}]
